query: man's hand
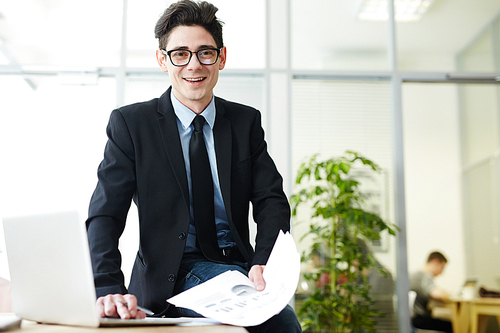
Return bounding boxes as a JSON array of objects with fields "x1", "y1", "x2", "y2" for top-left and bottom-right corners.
[
  {"x1": 248, "y1": 265, "x2": 266, "y2": 291},
  {"x1": 430, "y1": 288, "x2": 451, "y2": 301},
  {"x1": 96, "y1": 294, "x2": 146, "y2": 319}
]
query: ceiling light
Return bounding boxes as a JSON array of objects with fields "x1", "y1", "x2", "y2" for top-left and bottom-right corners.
[{"x1": 357, "y1": 0, "x2": 435, "y2": 22}]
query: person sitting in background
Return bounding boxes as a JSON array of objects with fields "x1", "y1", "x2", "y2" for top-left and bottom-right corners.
[{"x1": 410, "y1": 251, "x2": 452, "y2": 333}]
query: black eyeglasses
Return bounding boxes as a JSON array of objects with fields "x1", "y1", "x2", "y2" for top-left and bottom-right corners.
[{"x1": 162, "y1": 48, "x2": 221, "y2": 67}]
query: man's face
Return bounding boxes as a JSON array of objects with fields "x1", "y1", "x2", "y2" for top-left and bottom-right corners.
[
  {"x1": 432, "y1": 260, "x2": 446, "y2": 276},
  {"x1": 156, "y1": 25, "x2": 226, "y2": 114}
]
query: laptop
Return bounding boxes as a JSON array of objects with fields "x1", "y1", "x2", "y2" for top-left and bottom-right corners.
[{"x1": 2, "y1": 211, "x2": 202, "y2": 327}]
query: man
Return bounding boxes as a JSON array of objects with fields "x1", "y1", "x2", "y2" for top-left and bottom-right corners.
[
  {"x1": 86, "y1": 1, "x2": 301, "y2": 332},
  {"x1": 409, "y1": 251, "x2": 452, "y2": 333}
]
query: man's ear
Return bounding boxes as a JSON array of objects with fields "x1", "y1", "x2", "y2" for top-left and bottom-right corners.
[
  {"x1": 218, "y1": 46, "x2": 227, "y2": 70},
  {"x1": 156, "y1": 50, "x2": 168, "y2": 73}
]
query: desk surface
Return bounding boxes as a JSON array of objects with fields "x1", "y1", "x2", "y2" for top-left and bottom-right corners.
[
  {"x1": 20, "y1": 322, "x2": 247, "y2": 333},
  {"x1": 0, "y1": 315, "x2": 247, "y2": 333},
  {"x1": 447, "y1": 297, "x2": 500, "y2": 306},
  {"x1": 470, "y1": 297, "x2": 500, "y2": 305}
]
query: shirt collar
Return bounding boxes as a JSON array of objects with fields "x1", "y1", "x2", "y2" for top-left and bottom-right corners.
[{"x1": 171, "y1": 91, "x2": 216, "y2": 130}]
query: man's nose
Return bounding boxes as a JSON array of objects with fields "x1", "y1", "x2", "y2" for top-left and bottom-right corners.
[{"x1": 186, "y1": 53, "x2": 203, "y2": 68}]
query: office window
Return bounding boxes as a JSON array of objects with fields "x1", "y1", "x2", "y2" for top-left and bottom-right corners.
[
  {"x1": 0, "y1": 76, "x2": 115, "y2": 217},
  {"x1": 0, "y1": 75, "x2": 115, "y2": 278},
  {"x1": 0, "y1": 1, "x2": 122, "y2": 67}
]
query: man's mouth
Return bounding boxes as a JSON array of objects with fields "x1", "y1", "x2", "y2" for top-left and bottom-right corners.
[{"x1": 184, "y1": 77, "x2": 206, "y2": 83}]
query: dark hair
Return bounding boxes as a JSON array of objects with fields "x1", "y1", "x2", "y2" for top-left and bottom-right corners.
[
  {"x1": 154, "y1": 0, "x2": 224, "y2": 50},
  {"x1": 427, "y1": 251, "x2": 447, "y2": 263}
]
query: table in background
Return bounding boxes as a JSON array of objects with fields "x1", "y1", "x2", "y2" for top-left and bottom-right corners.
[
  {"x1": 470, "y1": 298, "x2": 500, "y2": 333},
  {"x1": 444, "y1": 298, "x2": 471, "y2": 333},
  {"x1": 443, "y1": 298, "x2": 500, "y2": 333}
]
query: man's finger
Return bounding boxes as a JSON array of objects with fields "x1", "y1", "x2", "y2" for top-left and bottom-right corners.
[
  {"x1": 116, "y1": 300, "x2": 132, "y2": 319},
  {"x1": 249, "y1": 265, "x2": 266, "y2": 291},
  {"x1": 97, "y1": 294, "x2": 146, "y2": 319},
  {"x1": 122, "y1": 294, "x2": 139, "y2": 318},
  {"x1": 96, "y1": 297, "x2": 106, "y2": 318},
  {"x1": 101, "y1": 295, "x2": 120, "y2": 318}
]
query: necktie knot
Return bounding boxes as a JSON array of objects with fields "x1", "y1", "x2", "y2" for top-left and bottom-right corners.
[{"x1": 193, "y1": 115, "x2": 205, "y2": 132}]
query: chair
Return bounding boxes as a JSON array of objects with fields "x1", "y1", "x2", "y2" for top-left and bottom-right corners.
[
  {"x1": 409, "y1": 290, "x2": 417, "y2": 333},
  {"x1": 409, "y1": 290, "x2": 417, "y2": 316},
  {"x1": 409, "y1": 291, "x2": 442, "y2": 333}
]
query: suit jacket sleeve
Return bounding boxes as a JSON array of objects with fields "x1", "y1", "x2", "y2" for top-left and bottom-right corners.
[
  {"x1": 248, "y1": 110, "x2": 291, "y2": 266},
  {"x1": 86, "y1": 109, "x2": 136, "y2": 298}
]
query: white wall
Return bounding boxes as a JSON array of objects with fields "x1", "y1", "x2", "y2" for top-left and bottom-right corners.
[{"x1": 402, "y1": 82, "x2": 466, "y2": 294}]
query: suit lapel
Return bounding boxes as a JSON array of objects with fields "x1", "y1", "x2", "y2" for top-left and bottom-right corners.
[
  {"x1": 213, "y1": 101, "x2": 233, "y2": 223},
  {"x1": 157, "y1": 89, "x2": 190, "y2": 209}
]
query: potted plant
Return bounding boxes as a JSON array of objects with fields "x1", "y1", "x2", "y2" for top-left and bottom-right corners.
[{"x1": 290, "y1": 151, "x2": 398, "y2": 333}]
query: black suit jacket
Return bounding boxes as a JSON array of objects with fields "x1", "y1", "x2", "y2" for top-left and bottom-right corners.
[{"x1": 86, "y1": 87, "x2": 290, "y2": 314}]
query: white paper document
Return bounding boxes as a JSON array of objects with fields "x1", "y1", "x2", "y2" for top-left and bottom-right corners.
[{"x1": 167, "y1": 230, "x2": 300, "y2": 327}]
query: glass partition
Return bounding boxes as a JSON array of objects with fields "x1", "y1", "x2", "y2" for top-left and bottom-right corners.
[
  {"x1": 291, "y1": 79, "x2": 398, "y2": 332},
  {"x1": 403, "y1": 82, "x2": 500, "y2": 312},
  {"x1": 459, "y1": 82, "x2": 500, "y2": 290}
]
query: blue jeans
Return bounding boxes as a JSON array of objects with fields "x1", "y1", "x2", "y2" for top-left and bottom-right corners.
[{"x1": 168, "y1": 253, "x2": 302, "y2": 333}]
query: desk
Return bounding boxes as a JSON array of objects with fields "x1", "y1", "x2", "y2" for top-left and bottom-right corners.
[
  {"x1": 470, "y1": 298, "x2": 500, "y2": 333},
  {"x1": 0, "y1": 314, "x2": 246, "y2": 333},
  {"x1": 442, "y1": 298, "x2": 500, "y2": 333},
  {"x1": 444, "y1": 298, "x2": 471, "y2": 333}
]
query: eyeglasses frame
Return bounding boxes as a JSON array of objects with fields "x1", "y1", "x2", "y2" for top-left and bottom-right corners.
[{"x1": 161, "y1": 47, "x2": 222, "y2": 67}]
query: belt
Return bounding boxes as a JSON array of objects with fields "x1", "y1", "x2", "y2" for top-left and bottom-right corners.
[{"x1": 222, "y1": 247, "x2": 246, "y2": 262}]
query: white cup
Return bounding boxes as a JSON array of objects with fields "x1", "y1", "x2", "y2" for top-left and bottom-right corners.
[{"x1": 461, "y1": 286, "x2": 475, "y2": 300}]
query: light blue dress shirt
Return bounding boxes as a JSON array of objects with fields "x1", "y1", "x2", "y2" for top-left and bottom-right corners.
[{"x1": 171, "y1": 92, "x2": 237, "y2": 253}]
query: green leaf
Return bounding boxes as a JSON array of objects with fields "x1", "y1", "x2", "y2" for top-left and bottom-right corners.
[
  {"x1": 314, "y1": 166, "x2": 321, "y2": 180},
  {"x1": 339, "y1": 162, "x2": 350, "y2": 174}
]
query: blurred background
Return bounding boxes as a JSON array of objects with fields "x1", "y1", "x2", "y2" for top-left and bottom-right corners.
[{"x1": 1, "y1": 0, "x2": 500, "y2": 331}]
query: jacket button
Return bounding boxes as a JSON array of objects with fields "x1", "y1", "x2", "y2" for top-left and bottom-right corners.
[
  {"x1": 168, "y1": 274, "x2": 176, "y2": 282},
  {"x1": 178, "y1": 232, "x2": 186, "y2": 240}
]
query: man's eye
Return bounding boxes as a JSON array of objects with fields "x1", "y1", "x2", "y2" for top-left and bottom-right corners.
[
  {"x1": 199, "y1": 50, "x2": 215, "y2": 57},
  {"x1": 173, "y1": 51, "x2": 190, "y2": 57}
]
